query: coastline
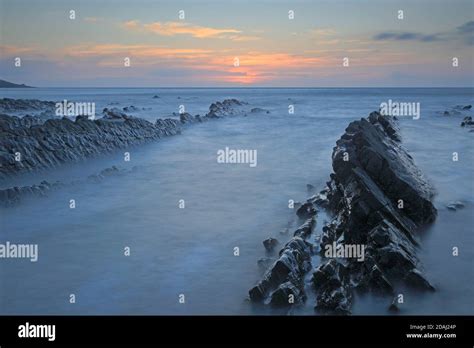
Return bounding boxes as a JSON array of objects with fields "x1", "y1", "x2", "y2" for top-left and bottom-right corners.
[{"x1": 0, "y1": 90, "x2": 472, "y2": 315}]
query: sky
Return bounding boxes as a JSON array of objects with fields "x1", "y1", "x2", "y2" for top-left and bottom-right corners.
[{"x1": 0, "y1": 0, "x2": 473, "y2": 87}]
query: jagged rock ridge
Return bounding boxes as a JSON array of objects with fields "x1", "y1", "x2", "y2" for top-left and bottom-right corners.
[
  {"x1": 250, "y1": 111, "x2": 437, "y2": 314},
  {"x1": 0, "y1": 99, "x2": 244, "y2": 179}
]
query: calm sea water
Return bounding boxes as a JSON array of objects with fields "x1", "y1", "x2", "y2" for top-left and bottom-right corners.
[{"x1": 0, "y1": 88, "x2": 473, "y2": 315}]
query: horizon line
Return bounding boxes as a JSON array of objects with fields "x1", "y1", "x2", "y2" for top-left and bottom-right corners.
[{"x1": 2, "y1": 86, "x2": 474, "y2": 89}]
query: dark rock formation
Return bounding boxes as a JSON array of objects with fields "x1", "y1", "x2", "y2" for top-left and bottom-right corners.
[
  {"x1": 296, "y1": 202, "x2": 317, "y2": 219},
  {"x1": 207, "y1": 99, "x2": 245, "y2": 118},
  {"x1": 461, "y1": 116, "x2": 474, "y2": 127},
  {"x1": 0, "y1": 180, "x2": 63, "y2": 207},
  {"x1": 0, "y1": 99, "x2": 244, "y2": 179},
  {"x1": 250, "y1": 107, "x2": 270, "y2": 114},
  {"x1": 446, "y1": 201, "x2": 465, "y2": 211},
  {"x1": 0, "y1": 79, "x2": 33, "y2": 88},
  {"x1": 312, "y1": 259, "x2": 353, "y2": 314},
  {"x1": 0, "y1": 166, "x2": 124, "y2": 207},
  {"x1": 249, "y1": 111, "x2": 437, "y2": 314},
  {"x1": 123, "y1": 105, "x2": 141, "y2": 112},
  {"x1": 249, "y1": 235, "x2": 313, "y2": 305},
  {"x1": 87, "y1": 165, "x2": 122, "y2": 183},
  {"x1": 257, "y1": 257, "x2": 275, "y2": 270},
  {"x1": 263, "y1": 238, "x2": 279, "y2": 252},
  {"x1": 388, "y1": 297, "x2": 400, "y2": 312},
  {"x1": 0, "y1": 98, "x2": 55, "y2": 114},
  {"x1": 269, "y1": 281, "x2": 306, "y2": 306},
  {"x1": 314, "y1": 112, "x2": 437, "y2": 313},
  {"x1": 293, "y1": 217, "x2": 316, "y2": 239}
]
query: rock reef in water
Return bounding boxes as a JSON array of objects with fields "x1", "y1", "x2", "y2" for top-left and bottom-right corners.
[
  {"x1": 313, "y1": 112, "x2": 437, "y2": 313},
  {"x1": 249, "y1": 111, "x2": 437, "y2": 314},
  {"x1": 0, "y1": 165, "x2": 124, "y2": 207},
  {"x1": 0, "y1": 99, "x2": 244, "y2": 179},
  {"x1": 0, "y1": 98, "x2": 55, "y2": 114}
]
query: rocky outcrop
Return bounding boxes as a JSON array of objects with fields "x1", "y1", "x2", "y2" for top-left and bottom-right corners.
[
  {"x1": 0, "y1": 180, "x2": 63, "y2": 207},
  {"x1": 439, "y1": 104, "x2": 472, "y2": 117},
  {"x1": 249, "y1": 111, "x2": 437, "y2": 314},
  {"x1": 207, "y1": 99, "x2": 245, "y2": 118},
  {"x1": 461, "y1": 116, "x2": 474, "y2": 128},
  {"x1": 312, "y1": 112, "x2": 437, "y2": 313},
  {"x1": 249, "y1": 234, "x2": 313, "y2": 306},
  {"x1": 263, "y1": 238, "x2": 279, "y2": 252},
  {"x1": 0, "y1": 98, "x2": 55, "y2": 114},
  {"x1": 0, "y1": 99, "x2": 244, "y2": 179},
  {"x1": 0, "y1": 166, "x2": 125, "y2": 207},
  {"x1": 446, "y1": 200, "x2": 465, "y2": 211},
  {"x1": 250, "y1": 107, "x2": 270, "y2": 114}
]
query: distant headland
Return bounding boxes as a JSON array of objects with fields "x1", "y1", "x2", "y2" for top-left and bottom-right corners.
[{"x1": 0, "y1": 79, "x2": 33, "y2": 88}]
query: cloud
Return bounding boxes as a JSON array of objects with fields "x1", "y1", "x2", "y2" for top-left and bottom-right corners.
[
  {"x1": 0, "y1": 45, "x2": 40, "y2": 57},
  {"x1": 457, "y1": 20, "x2": 474, "y2": 34},
  {"x1": 124, "y1": 20, "x2": 242, "y2": 39},
  {"x1": 373, "y1": 32, "x2": 441, "y2": 42},
  {"x1": 310, "y1": 28, "x2": 337, "y2": 37},
  {"x1": 123, "y1": 20, "x2": 140, "y2": 29},
  {"x1": 228, "y1": 35, "x2": 261, "y2": 42},
  {"x1": 84, "y1": 17, "x2": 103, "y2": 23},
  {"x1": 63, "y1": 44, "x2": 213, "y2": 61},
  {"x1": 456, "y1": 21, "x2": 474, "y2": 45},
  {"x1": 62, "y1": 43, "x2": 331, "y2": 84},
  {"x1": 374, "y1": 21, "x2": 474, "y2": 46}
]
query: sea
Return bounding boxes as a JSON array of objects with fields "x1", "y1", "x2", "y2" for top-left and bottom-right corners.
[{"x1": 0, "y1": 87, "x2": 473, "y2": 315}]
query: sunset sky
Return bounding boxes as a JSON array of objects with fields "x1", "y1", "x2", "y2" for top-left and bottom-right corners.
[{"x1": 0, "y1": 0, "x2": 473, "y2": 87}]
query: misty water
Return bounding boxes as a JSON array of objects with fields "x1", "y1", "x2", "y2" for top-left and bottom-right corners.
[{"x1": 0, "y1": 88, "x2": 473, "y2": 315}]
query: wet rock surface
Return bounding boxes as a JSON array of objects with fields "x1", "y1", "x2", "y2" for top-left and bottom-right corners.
[
  {"x1": 0, "y1": 99, "x2": 244, "y2": 179},
  {"x1": 0, "y1": 98, "x2": 55, "y2": 114},
  {"x1": 315, "y1": 112, "x2": 437, "y2": 313},
  {"x1": 263, "y1": 238, "x2": 279, "y2": 252},
  {"x1": 250, "y1": 111, "x2": 437, "y2": 314},
  {"x1": 0, "y1": 165, "x2": 124, "y2": 207},
  {"x1": 446, "y1": 200, "x2": 465, "y2": 211},
  {"x1": 249, "y1": 235, "x2": 313, "y2": 305}
]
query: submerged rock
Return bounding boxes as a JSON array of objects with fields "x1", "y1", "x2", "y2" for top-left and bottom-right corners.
[
  {"x1": 263, "y1": 238, "x2": 279, "y2": 252},
  {"x1": 0, "y1": 165, "x2": 124, "y2": 207},
  {"x1": 388, "y1": 297, "x2": 400, "y2": 312},
  {"x1": 404, "y1": 269, "x2": 435, "y2": 291},
  {"x1": 250, "y1": 107, "x2": 270, "y2": 114},
  {"x1": 461, "y1": 116, "x2": 474, "y2": 127},
  {"x1": 0, "y1": 180, "x2": 62, "y2": 207},
  {"x1": 257, "y1": 257, "x2": 275, "y2": 270},
  {"x1": 446, "y1": 201, "x2": 465, "y2": 211}
]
